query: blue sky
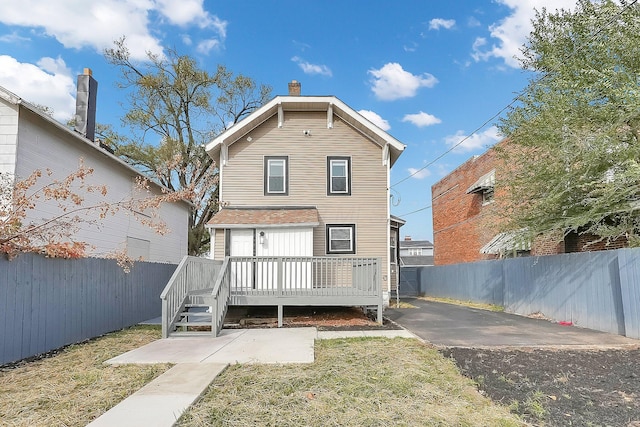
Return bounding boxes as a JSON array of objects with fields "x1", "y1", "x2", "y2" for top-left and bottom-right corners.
[{"x1": 0, "y1": 0, "x2": 576, "y2": 241}]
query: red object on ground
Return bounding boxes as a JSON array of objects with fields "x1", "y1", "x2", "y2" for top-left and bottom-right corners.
[{"x1": 558, "y1": 321, "x2": 573, "y2": 326}]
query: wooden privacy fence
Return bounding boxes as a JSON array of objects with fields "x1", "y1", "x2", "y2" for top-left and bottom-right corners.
[
  {"x1": 400, "y1": 247, "x2": 640, "y2": 339},
  {"x1": 0, "y1": 254, "x2": 176, "y2": 366}
]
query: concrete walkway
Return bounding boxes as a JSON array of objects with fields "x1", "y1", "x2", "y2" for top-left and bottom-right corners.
[{"x1": 88, "y1": 327, "x2": 415, "y2": 427}]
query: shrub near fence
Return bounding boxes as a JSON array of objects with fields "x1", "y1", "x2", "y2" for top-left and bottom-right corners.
[
  {"x1": 0, "y1": 253, "x2": 176, "y2": 365},
  {"x1": 399, "y1": 247, "x2": 640, "y2": 340}
]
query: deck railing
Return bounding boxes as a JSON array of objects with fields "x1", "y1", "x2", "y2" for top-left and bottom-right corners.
[
  {"x1": 228, "y1": 256, "x2": 380, "y2": 297},
  {"x1": 226, "y1": 256, "x2": 382, "y2": 324},
  {"x1": 209, "y1": 257, "x2": 231, "y2": 336},
  {"x1": 160, "y1": 256, "x2": 223, "y2": 338}
]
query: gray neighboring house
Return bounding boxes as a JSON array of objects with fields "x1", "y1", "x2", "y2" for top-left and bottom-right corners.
[
  {"x1": 399, "y1": 236, "x2": 434, "y2": 267},
  {"x1": 0, "y1": 69, "x2": 189, "y2": 263}
]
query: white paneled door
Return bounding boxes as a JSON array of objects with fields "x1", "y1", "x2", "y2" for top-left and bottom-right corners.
[{"x1": 230, "y1": 229, "x2": 254, "y2": 289}]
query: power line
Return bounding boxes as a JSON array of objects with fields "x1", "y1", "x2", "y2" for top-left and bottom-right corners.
[
  {"x1": 391, "y1": 100, "x2": 517, "y2": 188},
  {"x1": 398, "y1": 205, "x2": 432, "y2": 217},
  {"x1": 391, "y1": 0, "x2": 639, "y2": 190}
]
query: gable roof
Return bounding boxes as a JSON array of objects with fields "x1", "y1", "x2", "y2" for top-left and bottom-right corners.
[{"x1": 205, "y1": 95, "x2": 406, "y2": 167}]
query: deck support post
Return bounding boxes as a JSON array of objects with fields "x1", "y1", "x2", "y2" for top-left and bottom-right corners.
[
  {"x1": 278, "y1": 305, "x2": 283, "y2": 327},
  {"x1": 377, "y1": 303, "x2": 383, "y2": 324}
]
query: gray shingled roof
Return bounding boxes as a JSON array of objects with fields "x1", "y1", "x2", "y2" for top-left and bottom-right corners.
[{"x1": 399, "y1": 240, "x2": 433, "y2": 249}]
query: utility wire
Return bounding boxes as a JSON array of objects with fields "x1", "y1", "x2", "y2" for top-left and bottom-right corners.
[
  {"x1": 398, "y1": 204, "x2": 432, "y2": 217},
  {"x1": 391, "y1": 100, "x2": 517, "y2": 188},
  {"x1": 390, "y1": 0, "x2": 639, "y2": 190}
]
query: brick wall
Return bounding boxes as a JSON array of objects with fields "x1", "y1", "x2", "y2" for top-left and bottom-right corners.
[
  {"x1": 531, "y1": 231, "x2": 565, "y2": 256},
  {"x1": 432, "y1": 147, "x2": 500, "y2": 265},
  {"x1": 433, "y1": 140, "x2": 630, "y2": 265}
]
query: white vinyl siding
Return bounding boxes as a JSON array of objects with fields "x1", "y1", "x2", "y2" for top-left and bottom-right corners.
[
  {"x1": 13, "y1": 108, "x2": 189, "y2": 263},
  {"x1": 256, "y1": 228, "x2": 313, "y2": 257},
  {"x1": 0, "y1": 99, "x2": 18, "y2": 175}
]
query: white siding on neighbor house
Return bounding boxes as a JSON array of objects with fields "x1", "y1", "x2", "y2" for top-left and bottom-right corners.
[
  {"x1": 218, "y1": 111, "x2": 390, "y2": 284},
  {"x1": 13, "y1": 108, "x2": 189, "y2": 264},
  {"x1": 0, "y1": 99, "x2": 18, "y2": 175}
]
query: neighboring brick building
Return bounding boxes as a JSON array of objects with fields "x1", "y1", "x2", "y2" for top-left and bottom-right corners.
[
  {"x1": 432, "y1": 141, "x2": 629, "y2": 265},
  {"x1": 432, "y1": 146, "x2": 500, "y2": 265}
]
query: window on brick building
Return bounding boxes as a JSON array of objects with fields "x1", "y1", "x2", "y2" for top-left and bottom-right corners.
[
  {"x1": 466, "y1": 169, "x2": 495, "y2": 206},
  {"x1": 482, "y1": 188, "x2": 494, "y2": 205}
]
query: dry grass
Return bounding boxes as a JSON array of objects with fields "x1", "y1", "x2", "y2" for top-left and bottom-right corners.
[
  {"x1": 177, "y1": 338, "x2": 524, "y2": 427},
  {"x1": 388, "y1": 300, "x2": 419, "y2": 309},
  {"x1": 420, "y1": 296, "x2": 505, "y2": 312},
  {"x1": 0, "y1": 325, "x2": 170, "y2": 427}
]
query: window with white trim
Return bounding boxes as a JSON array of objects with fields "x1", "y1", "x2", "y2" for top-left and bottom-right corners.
[
  {"x1": 326, "y1": 224, "x2": 356, "y2": 254},
  {"x1": 264, "y1": 156, "x2": 288, "y2": 195},
  {"x1": 327, "y1": 156, "x2": 351, "y2": 195}
]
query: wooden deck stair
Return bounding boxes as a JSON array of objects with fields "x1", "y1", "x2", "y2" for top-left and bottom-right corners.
[{"x1": 167, "y1": 288, "x2": 219, "y2": 337}]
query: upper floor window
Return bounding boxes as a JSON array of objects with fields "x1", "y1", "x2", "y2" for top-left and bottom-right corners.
[
  {"x1": 264, "y1": 156, "x2": 288, "y2": 195},
  {"x1": 408, "y1": 248, "x2": 423, "y2": 256},
  {"x1": 327, "y1": 156, "x2": 351, "y2": 195},
  {"x1": 326, "y1": 224, "x2": 356, "y2": 254}
]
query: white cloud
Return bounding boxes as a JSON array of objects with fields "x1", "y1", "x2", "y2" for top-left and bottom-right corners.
[
  {"x1": 291, "y1": 56, "x2": 332, "y2": 77},
  {"x1": 402, "y1": 111, "x2": 441, "y2": 127},
  {"x1": 0, "y1": 0, "x2": 227, "y2": 60},
  {"x1": 358, "y1": 110, "x2": 390, "y2": 131},
  {"x1": 368, "y1": 63, "x2": 438, "y2": 101},
  {"x1": 473, "y1": 0, "x2": 576, "y2": 68},
  {"x1": 467, "y1": 16, "x2": 481, "y2": 28},
  {"x1": 0, "y1": 31, "x2": 30, "y2": 43},
  {"x1": 444, "y1": 126, "x2": 501, "y2": 152},
  {"x1": 429, "y1": 18, "x2": 455, "y2": 30},
  {"x1": 197, "y1": 38, "x2": 221, "y2": 55},
  {"x1": 408, "y1": 167, "x2": 431, "y2": 180},
  {"x1": 0, "y1": 55, "x2": 76, "y2": 121},
  {"x1": 156, "y1": 0, "x2": 227, "y2": 34}
]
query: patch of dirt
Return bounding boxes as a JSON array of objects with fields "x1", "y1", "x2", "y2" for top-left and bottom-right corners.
[
  {"x1": 441, "y1": 346, "x2": 640, "y2": 427},
  {"x1": 225, "y1": 306, "x2": 401, "y2": 331}
]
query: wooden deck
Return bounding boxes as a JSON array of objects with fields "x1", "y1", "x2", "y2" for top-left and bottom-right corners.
[{"x1": 161, "y1": 256, "x2": 383, "y2": 337}]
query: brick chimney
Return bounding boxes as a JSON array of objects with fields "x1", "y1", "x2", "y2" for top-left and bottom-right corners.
[
  {"x1": 288, "y1": 80, "x2": 301, "y2": 96},
  {"x1": 75, "y1": 68, "x2": 98, "y2": 142},
  {"x1": 404, "y1": 236, "x2": 412, "y2": 241}
]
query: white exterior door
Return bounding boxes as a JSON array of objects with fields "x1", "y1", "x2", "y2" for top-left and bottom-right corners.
[
  {"x1": 230, "y1": 229, "x2": 254, "y2": 290},
  {"x1": 256, "y1": 228, "x2": 313, "y2": 290}
]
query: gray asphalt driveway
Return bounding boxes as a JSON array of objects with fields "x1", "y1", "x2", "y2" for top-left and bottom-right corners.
[{"x1": 386, "y1": 298, "x2": 639, "y2": 348}]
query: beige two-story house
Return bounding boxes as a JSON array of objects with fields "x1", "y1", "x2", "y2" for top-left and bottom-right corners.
[{"x1": 204, "y1": 81, "x2": 405, "y2": 306}]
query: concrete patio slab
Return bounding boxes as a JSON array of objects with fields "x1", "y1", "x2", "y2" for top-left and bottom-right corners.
[
  {"x1": 201, "y1": 327, "x2": 316, "y2": 364},
  {"x1": 87, "y1": 363, "x2": 227, "y2": 427},
  {"x1": 106, "y1": 327, "x2": 317, "y2": 365}
]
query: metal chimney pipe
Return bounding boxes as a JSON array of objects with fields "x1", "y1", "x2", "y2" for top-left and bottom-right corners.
[{"x1": 75, "y1": 68, "x2": 97, "y2": 142}]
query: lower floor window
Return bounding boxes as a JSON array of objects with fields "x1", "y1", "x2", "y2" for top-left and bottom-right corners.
[{"x1": 326, "y1": 224, "x2": 356, "y2": 254}]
